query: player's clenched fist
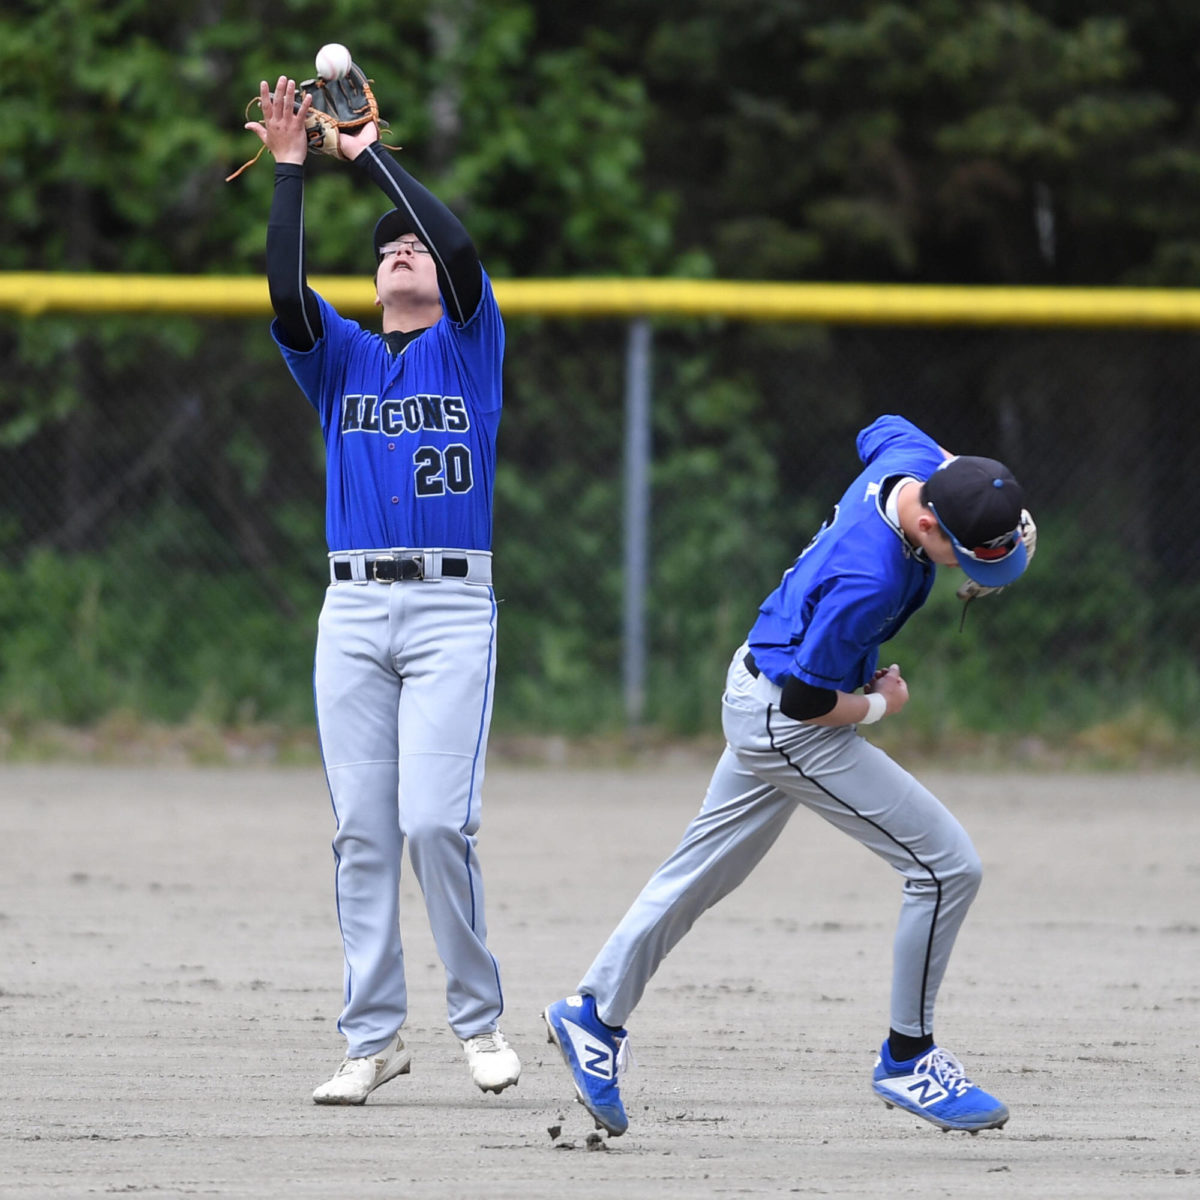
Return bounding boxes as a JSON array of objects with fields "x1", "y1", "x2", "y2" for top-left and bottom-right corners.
[{"x1": 867, "y1": 662, "x2": 909, "y2": 715}]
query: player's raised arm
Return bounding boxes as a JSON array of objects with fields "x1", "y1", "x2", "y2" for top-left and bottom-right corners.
[
  {"x1": 340, "y1": 124, "x2": 484, "y2": 325},
  {"x1": 250, "y1": 76, "x2": 325, "y2": 350}
]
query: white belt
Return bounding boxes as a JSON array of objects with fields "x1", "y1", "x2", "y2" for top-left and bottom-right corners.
[{"x1": 329, "y1": 548, "x2": 492, "y2": 585}]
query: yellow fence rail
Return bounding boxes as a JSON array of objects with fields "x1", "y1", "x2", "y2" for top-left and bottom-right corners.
[{"x1": 4, "y1": 272, "x2": 1200, "y2": 327}]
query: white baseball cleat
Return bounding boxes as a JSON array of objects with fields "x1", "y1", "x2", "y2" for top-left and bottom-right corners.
[
  {"x1": 462, "y1": 1029, "x2": 521, "y2": 1094},
  {"x1": 312, "y1": 1031, "x2": 412, "y2": 1105}
]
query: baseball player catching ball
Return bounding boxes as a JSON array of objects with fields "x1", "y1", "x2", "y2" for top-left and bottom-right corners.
[
  {"x1": 247, "y1": 74, "x2": 519, "y2": 1103},
  {"x1": 545, "y1": 414, "x2": 1035, "y2": 1136}
]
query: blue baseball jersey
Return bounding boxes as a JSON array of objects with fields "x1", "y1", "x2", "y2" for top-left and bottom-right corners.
[
  {"x1": 747, "y1": 415, "x2": 947, "y2": 692},
  {"x1": 273, "y1": 270, "x2": 503, "y2": 552}
]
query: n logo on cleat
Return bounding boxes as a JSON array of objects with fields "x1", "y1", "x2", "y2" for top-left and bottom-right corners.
[
  {"x1": 563, "y1": 1021, "x2": 615, "y2": 1080},
  {"x1": 584, "y1": 1045, "x2": 613, "y2": 1077},
  {"x1": 904, "y1": 1077, "x2": 950, "y2": 1108}
]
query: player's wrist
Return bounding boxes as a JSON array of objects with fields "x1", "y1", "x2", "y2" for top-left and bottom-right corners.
[{"x1": 859, "y1": 691, "x2": 887, "y2": 725}]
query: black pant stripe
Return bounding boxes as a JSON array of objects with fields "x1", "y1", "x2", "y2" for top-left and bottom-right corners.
[{"x1": 764, "y1": 704, "x2": 942, "y2": 1038}]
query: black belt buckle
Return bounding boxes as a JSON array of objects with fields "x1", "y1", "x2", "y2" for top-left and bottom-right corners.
[{"x1": 370, "y1": 554, "x2": 423, "y2": 583}]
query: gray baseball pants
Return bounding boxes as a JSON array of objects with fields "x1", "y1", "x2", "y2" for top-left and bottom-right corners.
[
  {"x1": 314, "y1": 571, "x2": 503, "y2": 1058},
  {"x1": 579, "y1": 644, "x2": 982, "y2": 1038}
]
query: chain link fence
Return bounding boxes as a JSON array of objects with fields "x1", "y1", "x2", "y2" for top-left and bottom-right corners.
[{"x1": 3, "y1": 300, "x2": 1198, "y2": 761}]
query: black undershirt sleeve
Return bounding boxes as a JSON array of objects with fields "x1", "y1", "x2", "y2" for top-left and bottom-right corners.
[
  {"x1": 265, "y1": 162, "x2": 323, "y2": 351},
  {"x1": 354, "y1": 145, "x2": 483, "y2": 325},
  {"x1": 779, "y1": 675, "x2": 839, "y2": 721}
]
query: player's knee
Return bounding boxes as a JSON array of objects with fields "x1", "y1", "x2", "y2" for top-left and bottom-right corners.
[
  {"x1": 332, "y1": 827, "x2": 392, "y2": 870},
  {"x1": 950, "y1": 844, "x2": 983, "y2": 902},
  {"x1": 404, "y1": 814, "x2": 464, "y2": 854}
]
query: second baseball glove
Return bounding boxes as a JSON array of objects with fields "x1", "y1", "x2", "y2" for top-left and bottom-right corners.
[
  {"x1": 227, "y1": 62, "x2": 396, "y2": 181},
  {"x1": 956, "y1": 508, "x2": 1038, "y2": 603}
]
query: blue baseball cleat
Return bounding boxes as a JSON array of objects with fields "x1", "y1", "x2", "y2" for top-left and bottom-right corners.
[
  {"x1": 543, "y1": 994, "x2": 630, "y2": 1136},
  {"x1": 872, "y1": 1042, "x2": 1009, "y2": 1133}
]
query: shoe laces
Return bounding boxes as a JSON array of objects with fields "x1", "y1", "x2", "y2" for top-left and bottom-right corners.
[
  {"x1": 919, "y1": 1047, "x2": 972, "y2": 1096},
  {"x1": 468, "y1": 1031, "x2": 508, "y2": 1054},
  {"x1": 615, "y1": 1034, "x2": 635, "y2": 1077}
]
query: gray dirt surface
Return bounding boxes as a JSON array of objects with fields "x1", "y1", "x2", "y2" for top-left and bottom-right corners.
[{"x1": 1, "y1": 763, "x2": 1197, "y2": 1198}]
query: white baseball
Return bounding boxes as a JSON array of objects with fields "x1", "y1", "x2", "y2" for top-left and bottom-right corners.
[{"x1": 315, "y1": 43, "x2": 353, "y2": 81}]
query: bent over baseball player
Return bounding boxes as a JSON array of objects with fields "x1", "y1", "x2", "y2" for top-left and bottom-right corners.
[
  {"x1": 545, "y1": 414, "x2": 1035, "y2": 1135},
  {"x1": 248, "y1": 76, "x2": 519, "y2": 1103}
]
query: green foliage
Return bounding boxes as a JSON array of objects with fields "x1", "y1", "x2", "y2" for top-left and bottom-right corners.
[
  {"x1": 0, "y1": 547, "x2": 318, "y2": 726},
  {"x1": 7, "y1": 1, "x2": 1200, "y2": 759},
  {"x1": 1, "y1": 0, "x2": 670, "y2": 279},
  {"x1": 3, "y1": 492, "x2": 1197, "y2": 754},
  {"x1": 881, "y1": 510, "x2": 1186, "y2": 744},
  {"x1": 6, "y1": 1, "x2": 1200, "y2": 284},
  {"x1": 569, "y1": 0, "x2": 1200, "y2": 285}
]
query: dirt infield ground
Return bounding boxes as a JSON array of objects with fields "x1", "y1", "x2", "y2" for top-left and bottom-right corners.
[{"x1": 2, "y1": 761, "x2": 1197, "y2": 1198}]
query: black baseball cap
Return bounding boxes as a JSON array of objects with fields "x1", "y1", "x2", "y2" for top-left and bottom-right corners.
[
  {"x1": 373, "y1": 209, "x2": 414, "y2": 259},
  {"x1": 924, "y1": 455, "x2": 1028, "y2": 587}
]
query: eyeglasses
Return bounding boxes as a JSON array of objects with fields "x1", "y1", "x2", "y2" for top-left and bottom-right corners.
[{"x1": 379, "y1": 240, "x2": 431, "y2": 260}]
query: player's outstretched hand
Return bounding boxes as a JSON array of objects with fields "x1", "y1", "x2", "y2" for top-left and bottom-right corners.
[
  {"x1": 244, "y1": 76, "x2": 312, "y2": 166},
  {"x1": 866, "y1": 663, "x2": 909, "y2": 715}
]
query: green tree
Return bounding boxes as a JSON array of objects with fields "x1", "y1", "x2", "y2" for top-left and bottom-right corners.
[
  {"x1": 553, "y1": 0, "x2": 1200, "y2": 285},
  {"x1": 0, "y1": 0, "x2": 670, "y2": 277}
]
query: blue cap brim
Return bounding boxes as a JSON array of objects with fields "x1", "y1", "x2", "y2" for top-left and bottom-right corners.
[{"x1": 953, "y1": 537, "x2": 1028, "y2": 587}]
